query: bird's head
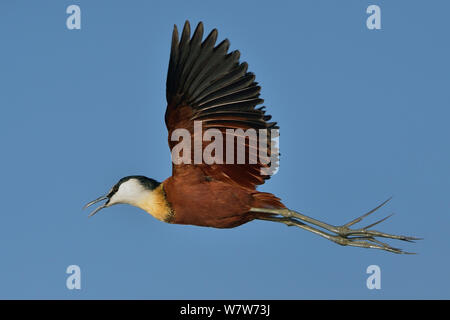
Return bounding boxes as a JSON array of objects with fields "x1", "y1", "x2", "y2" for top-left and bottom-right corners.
[{"x1": 84, "y1": 176, "x2": 161, "y2": 217}]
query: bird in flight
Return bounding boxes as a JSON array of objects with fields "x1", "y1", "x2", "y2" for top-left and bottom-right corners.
[{"x1": 84, "y1": 21, "x2": 419, "y2": 254}]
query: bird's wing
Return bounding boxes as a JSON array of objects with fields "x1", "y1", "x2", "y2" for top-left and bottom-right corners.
[{"x1": 165, "y1": 21, "x2": 279, "y2": 189}]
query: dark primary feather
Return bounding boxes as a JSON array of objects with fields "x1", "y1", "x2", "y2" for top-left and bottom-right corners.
[{"x1": 165, "y1": 20, "x2": 280, "y2": 189}]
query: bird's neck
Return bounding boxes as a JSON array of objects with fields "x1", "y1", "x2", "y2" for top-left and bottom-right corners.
[{"x1": 135, "y1": 184, "x2": 174, "y2": 222}]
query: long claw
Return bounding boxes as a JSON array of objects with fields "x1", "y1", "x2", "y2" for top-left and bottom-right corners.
[
  {"x1": 328, "y1": 235, "x2": 407, "y2": 254},
  {"x1": 368, "y1": 237, "x2": 416, "y2": 254},
  {"x1": 362, "y1": 213, "x2": 394, "y2": 230},
  {"x1": 366, "y1": 237, "x2": 397, "y2": 249},
  {"x1": 344, "y1": 228, "x2": 420, "y2": 242},
  {"x1": 344, "y1": 197, "x2": 392, "y2": 227}
]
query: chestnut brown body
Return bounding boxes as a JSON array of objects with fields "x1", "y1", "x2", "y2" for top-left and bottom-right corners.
[{"x1": 164, "y1": 166, "x2": 284, "y2": 228}]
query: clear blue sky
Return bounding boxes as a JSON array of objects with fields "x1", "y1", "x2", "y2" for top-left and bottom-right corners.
[{"x1": 0, "y1": 0, "x2": 449, "y2": 299}]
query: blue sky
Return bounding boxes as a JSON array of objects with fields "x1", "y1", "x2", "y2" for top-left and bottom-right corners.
[{"x1": 0, "y1": 0, "x2": 449, "y2": 299}]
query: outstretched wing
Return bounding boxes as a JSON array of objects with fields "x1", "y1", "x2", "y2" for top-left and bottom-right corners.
[{"x1": 165, "y1": 21, "x2": 279, "y2": 190}]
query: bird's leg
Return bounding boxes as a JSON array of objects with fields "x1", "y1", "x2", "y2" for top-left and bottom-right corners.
[
  {"x1": 251, "y1": 198, "x2": 421, "y2": 254},
  {"x1": 257, "y1": 216, "x2": 407, "y2": 254}
]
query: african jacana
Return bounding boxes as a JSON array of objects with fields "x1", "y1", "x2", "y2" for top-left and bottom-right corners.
[{"x1": 84, "y1": 21, "x2": 419, "y2": 254}]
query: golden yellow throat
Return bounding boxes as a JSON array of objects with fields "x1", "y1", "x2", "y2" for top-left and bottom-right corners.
[{"x1": 136, "y1": 184, "x2": 173, "y2": 222}]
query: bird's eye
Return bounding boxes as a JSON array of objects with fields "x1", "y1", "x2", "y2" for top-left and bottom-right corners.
[{"x1": 107, "y1": 185, "x2": 119, "y2": 198}]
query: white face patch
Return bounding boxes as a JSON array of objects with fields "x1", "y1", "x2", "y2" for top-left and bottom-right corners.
[{"x1": 108, "y1": 179, "x2": 150, "y2": 206}]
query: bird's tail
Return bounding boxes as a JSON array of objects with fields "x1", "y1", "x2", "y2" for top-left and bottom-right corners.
[{"x1": 251, "y1": 191, "x2": 285, "y2": 211}]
